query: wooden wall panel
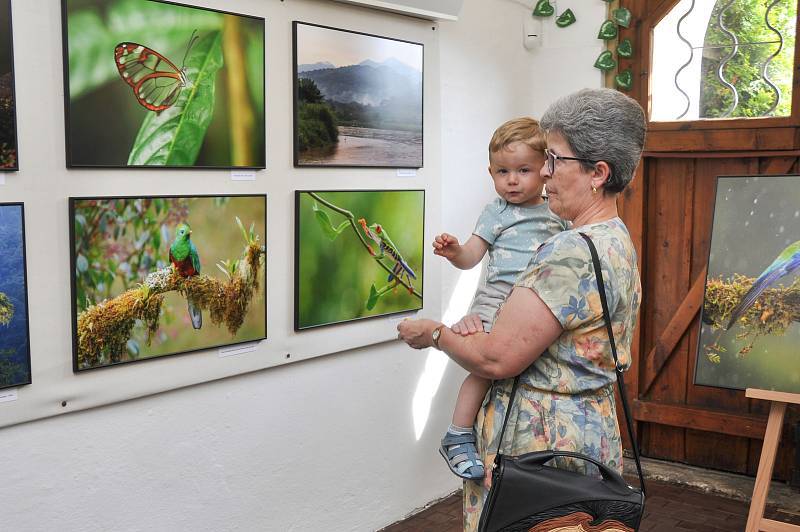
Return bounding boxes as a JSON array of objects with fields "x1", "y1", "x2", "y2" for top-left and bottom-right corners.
[
  {"x1": 684, "y1": 158, "x2": 757, "y2": 473},
  {"x1": 619, "y1": 0, "x2": 800, "y2": 482},
  {"x1": 640, "y1": 158, "x2": 694, "y2": 462}
]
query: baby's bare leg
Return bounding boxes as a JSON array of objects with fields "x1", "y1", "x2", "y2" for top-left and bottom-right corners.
[{"x1": 452, "y1": 373, "x2": 492, "y2": 428}]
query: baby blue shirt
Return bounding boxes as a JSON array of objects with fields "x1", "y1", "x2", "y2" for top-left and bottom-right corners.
[{"x1": 470, "y1": 197, "x2": 567, "y2": 329}]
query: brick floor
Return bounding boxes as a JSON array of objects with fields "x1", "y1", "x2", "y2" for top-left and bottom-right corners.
[{"x1": 379, "y1": 479, "x2": 800, "y2": 531}]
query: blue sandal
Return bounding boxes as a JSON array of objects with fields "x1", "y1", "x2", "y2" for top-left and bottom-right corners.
[{"x1": 439, "y1": 430, "x2": 485, "y2": 480}]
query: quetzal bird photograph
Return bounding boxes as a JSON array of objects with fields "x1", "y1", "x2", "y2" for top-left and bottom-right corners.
[{"x1": 71, "y1": 195, "x2": 266, "y2": 371}]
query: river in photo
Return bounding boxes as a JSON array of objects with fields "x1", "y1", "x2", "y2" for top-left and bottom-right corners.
[{"x1": 300, "y1": 126, "x2": 422, "y2": 167}]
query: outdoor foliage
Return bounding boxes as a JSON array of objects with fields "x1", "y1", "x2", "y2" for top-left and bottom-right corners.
[
  {"x1": 296, "y1": 191, "x2": 423, "y2": 329},
  {"x1": 296, "y1": 78, "x2": 338, "y2": 152},
  {"x1": 700, "y1": 0, "x2": 796, "y2": 118},
  {"x1": 72, "y1": 196, "x2": 266, "y2": 369},
  {"x1": 65, "y1": 0, "x2": 264, "y2": 167}
]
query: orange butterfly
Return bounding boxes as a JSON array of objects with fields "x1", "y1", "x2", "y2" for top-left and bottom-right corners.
[{"x1": 114, "y1": 31, "x2": 198, "y2": 112}]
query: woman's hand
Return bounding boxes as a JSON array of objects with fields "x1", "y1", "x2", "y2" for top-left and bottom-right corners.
[
  {"x1": 451, "y1": 313, "x2": 484, "y2": 336},
  {"x1": 397, "y1": 318, "x2": 440, "y2": 349}
]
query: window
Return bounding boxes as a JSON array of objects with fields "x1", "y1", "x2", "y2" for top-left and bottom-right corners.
[{"x1": 650, "y1": 0, "x2": 796, "y2": 121}]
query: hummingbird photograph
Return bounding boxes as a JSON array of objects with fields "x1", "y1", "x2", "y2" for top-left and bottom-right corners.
[{"x1": 696, "y1": 175, "x2": 800, "y2": 394}]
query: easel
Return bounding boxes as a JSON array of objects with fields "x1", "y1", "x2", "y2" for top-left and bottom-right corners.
[{"x1": 745, "y1": 388, "x2": 800, "y2": 532}]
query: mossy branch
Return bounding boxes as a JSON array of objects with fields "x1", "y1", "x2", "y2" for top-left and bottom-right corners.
[
  {"x1": 0, "y1": 292, "x2": 13, "y2": 326},
  {"x1": 308, "y1": 192, "x2": 423, "y2": 300},
  {"x1": 703, "y1": 274, "x2": 800, "y2": 338},
  {"x1": 76, "y1": 238, "x2": 265, "y2": 369}
]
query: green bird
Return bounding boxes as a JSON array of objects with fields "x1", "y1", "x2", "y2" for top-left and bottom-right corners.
[{"x1": 169, "y1": 223, "x2": 202, "y2": 329}]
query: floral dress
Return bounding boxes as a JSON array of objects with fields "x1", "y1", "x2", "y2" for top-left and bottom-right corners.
[{"x1": 463, "y1": 217, "x2": 641, "y2": 531}]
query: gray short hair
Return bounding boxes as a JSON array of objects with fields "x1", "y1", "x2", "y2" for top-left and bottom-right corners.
[{"x1": 540, "y1": 88, "x2": 646, "y2": 193}]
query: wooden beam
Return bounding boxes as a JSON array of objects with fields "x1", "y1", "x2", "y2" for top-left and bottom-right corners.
[
  {"x1": 646, "y1": 128, "x2": 796, "y2": 153},
  {"x1": 761, "y1": 156, "x2": 798, "y2": 175},
  {"x1": 641, "y1": 267, "x2": 706, "y2": 397},
  {"x1": 633, "y1": 399, "x2": 767, "y2": 439},
  {"x1": 642, "y1": 150, "x2": 800, "y2": 159}
]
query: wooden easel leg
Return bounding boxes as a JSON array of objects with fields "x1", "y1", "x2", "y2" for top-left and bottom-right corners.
[{"x1": 745, "y1": 401, "x2": 787, "y2": 532}]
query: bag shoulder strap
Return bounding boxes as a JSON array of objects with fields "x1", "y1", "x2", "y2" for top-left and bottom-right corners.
[
  {"x1": 578, "y1": 231, "x2": 645, "y2": 495},
  {"x1": 493, "y1": 231, "x2": 645, "y2": 495}
]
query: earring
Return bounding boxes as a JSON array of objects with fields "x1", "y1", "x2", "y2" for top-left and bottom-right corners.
[{"x1": 592, "y1": 186, "x2": 597, "y2": 194}]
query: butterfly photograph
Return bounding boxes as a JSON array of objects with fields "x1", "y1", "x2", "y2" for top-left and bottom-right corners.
[{"x1": 62, "y1": 0, "x2": 265, "y2": 168}]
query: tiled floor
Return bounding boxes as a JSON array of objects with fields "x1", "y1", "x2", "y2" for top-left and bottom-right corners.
[{"x1": 380, "y1": 479, "x2": 800, "y2": 531}]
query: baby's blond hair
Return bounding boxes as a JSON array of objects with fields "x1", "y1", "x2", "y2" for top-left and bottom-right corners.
[{"x1": 488, "y1": 117, "x2": 546, "y2": 161}]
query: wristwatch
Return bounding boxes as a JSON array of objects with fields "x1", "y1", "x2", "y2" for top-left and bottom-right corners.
[{"x1": 431, "y1": 325, "x2": 444, "y2": 350}]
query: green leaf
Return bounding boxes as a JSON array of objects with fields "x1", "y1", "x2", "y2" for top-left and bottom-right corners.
[
  {"x1": 312, "y1": 202, "x2": 349, "y2": 240},
  {"x1": 235, "y1": 216, "x2": 248, "y2": 242},
  {"x1": 66, "y1": 0, "x2": 223, "y2": 98},
  {"x1": 127, "y1": 31, "x2": 224, "y2": 166},
  {"x1": 76, "y1": 254, "x2": 89, "y2": 273},
  {"x1": 366, "y1": 285, "x2": 380, "y2": 310}
]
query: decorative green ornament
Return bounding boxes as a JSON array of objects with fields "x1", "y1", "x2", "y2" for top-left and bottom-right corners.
[
  {"x1": 614, "y1": 69, "x2": 633, "y2": 91},
  {"x1": 612, "y1": 7, "x2": 632, "y2": 28},
  {"x1": 618, "y1": 38, "x2": 634, "y2": 58},
  {"x1": 532, "y1": 0, "x2": 554, "y2": 17},
  {"x1": 555, "y1": 8, "x2": 576, "y2": 27},
  {"x1": 597, "y1": 20, "x2": 618, "y2": 40},
  {"x1": 594, "y1": 50, "x2": 617, "y2": 71}
]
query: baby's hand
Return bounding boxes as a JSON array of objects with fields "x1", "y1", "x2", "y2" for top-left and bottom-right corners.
[{"x1": 432, "y1": 233, "x2": 460, "y2": 260}]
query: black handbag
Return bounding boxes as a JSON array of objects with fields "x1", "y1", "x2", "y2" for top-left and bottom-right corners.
[{"x1": 478, "y1": 232, "x2": 646, "y2": 532}]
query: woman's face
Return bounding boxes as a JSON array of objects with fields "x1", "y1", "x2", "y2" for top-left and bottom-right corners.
[{"x1": 540, "y1": 132, "x2": 594, "y2": 222}]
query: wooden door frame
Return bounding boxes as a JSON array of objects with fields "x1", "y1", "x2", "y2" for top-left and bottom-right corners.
[{"x1": 618, "y1": 0, "x2": 800, "y2": 444}]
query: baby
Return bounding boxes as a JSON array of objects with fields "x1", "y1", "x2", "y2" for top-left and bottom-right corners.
[{"x1": 433, "y1": 117, "x2": 567, "y2": 479}]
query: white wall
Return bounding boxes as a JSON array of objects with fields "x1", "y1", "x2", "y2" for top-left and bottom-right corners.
[
  {"x1": 0, "y1": 1, "x2": 607, "y2": 530},
  {"x1": 438, "y1": 0, "x2": 605, "y2": 316}
]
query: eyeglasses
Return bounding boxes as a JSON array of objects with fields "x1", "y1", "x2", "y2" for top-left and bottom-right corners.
[{"x1": 544, "y1": 148, "x2": 599, "y2": 175}]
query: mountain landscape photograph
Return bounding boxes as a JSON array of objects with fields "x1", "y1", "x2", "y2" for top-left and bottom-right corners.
[{"x1": 293, "y1": 22, "x2": 423, "y2": 167}]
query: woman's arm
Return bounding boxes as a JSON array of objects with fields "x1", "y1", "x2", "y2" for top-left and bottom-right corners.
[{"x1": 398, "y1": 286, "x2": 562, "y2": 379}]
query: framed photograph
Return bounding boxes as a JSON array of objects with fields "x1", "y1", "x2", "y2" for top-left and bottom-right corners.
[
  {"x1": 70, "y1": 194, "x2": 267, "y2": 371},
  {"x1": 0, "y1": 203, "x2": 30, "y2": 389},
  {"x1": 61, "y1": 0, "x2": 265, "y2": 169},
  {"x1": 293, "y1": 22, "x2": 423, "y2": 168},
  {"x1": 295, "y1": 190, "x2": 424, "y2": 330},
  {"x1": 0, "y1": 0, "x2": 18, "y2": 170},
  {"x1": 696, "y1": 175, "x2": 800, "y2": 393}
]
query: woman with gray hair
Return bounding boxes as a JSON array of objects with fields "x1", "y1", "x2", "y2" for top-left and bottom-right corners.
[{"x1": 397, "y1": 88, "x2": 646, "y2": 530}]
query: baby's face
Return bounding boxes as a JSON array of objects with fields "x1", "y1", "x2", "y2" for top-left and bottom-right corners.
[{"x1": 488, "y1": 141, "x2": 546, "y2": 207}]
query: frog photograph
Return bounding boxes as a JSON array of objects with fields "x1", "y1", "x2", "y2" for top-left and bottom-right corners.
[
  {"x1": 70, "y1": 195, "x2": 267, "y2": 371},
  {"x1": 294, "y1": 190, "x2": 424, "y2": 330},
  {"x1": 61, "y1": 0, "x2": 265, "y2": 168}
]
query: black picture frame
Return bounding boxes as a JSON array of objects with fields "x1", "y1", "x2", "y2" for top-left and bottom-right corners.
[
  {"x1": 695, "y1": 174, "x2": 800, "y2": 393},
  {"x1": 292, "y1": 21, "x2": 424, "y2": 169},
  {"x1": 69, "y1": 194, "x2": 267, "y2": 372},
  {"x1": 0, "y1": 202, "x2": 31, "y2": 389},
  {"x1": 294, "y1": 189, "x2": 425, "y2": 330},
  {"x1": 0, "y1": 0, "x2": 19, "y2": 171},
  {"x1": 61, "y1": 0, "x2": 266, "y2": 169}
]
